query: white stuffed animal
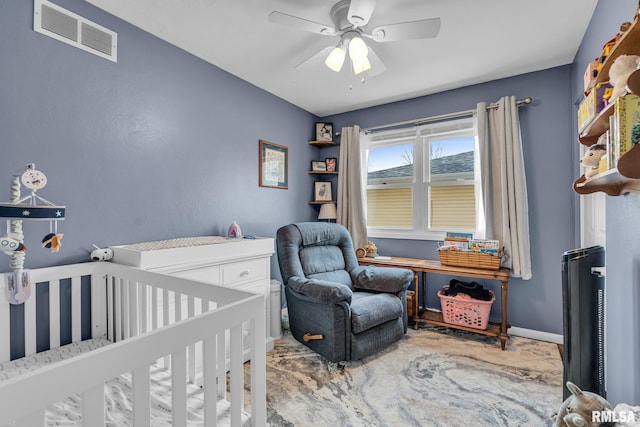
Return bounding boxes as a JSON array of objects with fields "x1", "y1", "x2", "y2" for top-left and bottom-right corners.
[
  {"x1": 90, "y1": 245, "x2": 113, "y2": 261},
  {"x1": 581, "y1": 144, "x2": 607, "y2": 179},
  {"x1": 609, "y1": 54, "x2": 640, "y2": 102}
]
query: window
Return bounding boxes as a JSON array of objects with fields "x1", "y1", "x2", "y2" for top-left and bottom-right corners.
[{"x1": 362, "y1": 117, "x2": 482, "y2": 240}]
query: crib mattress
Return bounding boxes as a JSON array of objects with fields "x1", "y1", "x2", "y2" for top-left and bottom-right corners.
[{"x1": 0, "y1": 339, "x2": 250, "y2": 426}]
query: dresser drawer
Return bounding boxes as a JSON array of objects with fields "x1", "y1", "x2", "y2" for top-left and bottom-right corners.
[
  {"x1": 167, "y1": 265, "x2": 221, "y2": 285},
  {"x1": 221, "y1": 258, "x2": 267, "y2": 287}
]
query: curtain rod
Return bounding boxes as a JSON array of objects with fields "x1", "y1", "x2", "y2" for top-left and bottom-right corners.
[{"x1": 363, "y1": 97, "x2": 532, "y2": 134}]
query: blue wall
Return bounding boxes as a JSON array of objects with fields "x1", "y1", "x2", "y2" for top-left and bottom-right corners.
[
  {"x1": 1, "y1": 1, "x2": 576, "y2": 335},
  {"x1": 4, "y1": 0, "x2": 638, "y2": 404},
  {"x1": 0, "y1": 0, "x2": 320, "y2": 276},
  {"x1": 571, "y1": 0, "x2": 640, "y2": 406},
  {"x1": 325, "y1": 67, "x2": 576, "y2": 336}
]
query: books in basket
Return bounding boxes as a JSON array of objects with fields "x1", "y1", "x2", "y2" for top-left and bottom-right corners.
[
  {"x1": 469, "y1": 239, "x2": 500, "y2": 254},
  {"x1": 442, "y1": 232, "x2": 473, "y2": 250}
]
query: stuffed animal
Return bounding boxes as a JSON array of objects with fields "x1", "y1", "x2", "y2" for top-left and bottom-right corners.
[
  {"x1": 581, "y1": 144, "x2": 607, "y2": 178},
  {"x1": 363, "y1": 241, "x2": 378, "y2": 257},
  {"x1": 608, "y1": 54, "x2": 640, "y2": 102},
  {"x1": 90, "y1": 245, "x2": 113, "y2": 261},
  {"x1": 552, "y1": 381, "x2": 613, "y2": 427}
]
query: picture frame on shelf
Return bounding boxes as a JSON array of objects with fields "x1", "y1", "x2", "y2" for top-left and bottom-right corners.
[
  {"x1": 259, "y1": 139, "x2": 288, "y2": 189},
  {"x1": 325, "y1": 157, "x2": 337, "y2": 172},
  {"x1": 314, "y1": 181, "x2": 332, "y2": 202},
  {"x1": 315, "y1": 122, "x2": 333, "y2": 142},
  {"x1": 311, "y1": 161, "x2": 327, "y2": 172}
]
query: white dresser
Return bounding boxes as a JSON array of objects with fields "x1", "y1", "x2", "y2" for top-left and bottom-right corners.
[{"x1": 110, "y1": 236, "x2": 276, "y2": 355}]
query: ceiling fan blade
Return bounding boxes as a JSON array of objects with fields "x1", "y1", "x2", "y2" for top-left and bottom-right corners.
[
  {"x1": 369, "y1": 17, "x2": 441, "y2": 42},
  {"x1": 295, "y1": 46, "x2": 334, "y2": 69},
  {"x1": 365, "y1": 46, "x2": 386, "y2": 77},
  {"x1": 269, "y1": 11, "x2": 336, "y2": 35},
  {"x1": 348, "y1": 0, "x2": 376, "y2": 27}
]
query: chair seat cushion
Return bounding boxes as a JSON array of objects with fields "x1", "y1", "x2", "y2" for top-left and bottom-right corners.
[{"x1": 350, "y1": 292, "x2": 403, "y2": 334}]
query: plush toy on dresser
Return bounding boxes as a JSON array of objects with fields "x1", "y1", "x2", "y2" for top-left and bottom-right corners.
[{"x1": 581, "y1": 144, "x2": 607, "y2": 178}]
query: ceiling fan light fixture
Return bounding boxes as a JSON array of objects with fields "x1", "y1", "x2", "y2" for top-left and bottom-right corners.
[
  {"x1": 348, "y1": 35, "x2": 368, "y2": 61},
  {"x1": 352, "y1": 56, "x2": 371, "y2": 75},
  {"x1": 325, "y1": 45, "x2": 346, "y2": 72}
]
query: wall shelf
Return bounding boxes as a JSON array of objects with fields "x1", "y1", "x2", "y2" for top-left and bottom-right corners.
[
  {"x1": 308, "y1": 200, "x2": 336, "y2": 205},
  {"x1": 590, "y1": 16, "x2": 640, "y2": 93},
  {"x1": 574, "y1": 169, "x2": 640, "y2": 196},
  {"x1": 308, "y1": 140, "x2": 339, "y2": 147},
  {"x1": 574, "y1": 15, "x2": 640, "y2": 196},
  {"x1": 308, "y1": 139, "x2": 339, "y2": 210},
  {"x1": 579, "y1": 102, "x2": 615, "y2": 146},
  {"x1": 308, "y1": 171, "x2": 338, "y2": 175}
]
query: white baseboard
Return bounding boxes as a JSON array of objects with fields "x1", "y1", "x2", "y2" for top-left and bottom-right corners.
[{"x1": 509, "y1": 326, "x2": 563, "y2": 344}]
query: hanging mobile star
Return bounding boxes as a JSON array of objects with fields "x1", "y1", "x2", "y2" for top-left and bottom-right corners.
[{"x1": 0, "y1": 163, "x2": 66, "y2": 304}]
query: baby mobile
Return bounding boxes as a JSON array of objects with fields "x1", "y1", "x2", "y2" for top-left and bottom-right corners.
[{"x1": 0, "y1": 163, "x2": 65, "y2": 304}]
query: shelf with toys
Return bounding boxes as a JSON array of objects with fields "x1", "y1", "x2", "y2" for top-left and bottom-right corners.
[{"x1": 574, "y1": 11, "x2": 640, "y2": 196}]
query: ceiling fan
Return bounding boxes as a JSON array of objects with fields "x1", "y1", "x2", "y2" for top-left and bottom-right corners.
[{"x1": 268, "y1": 0, "x2": 441, "y2": 77}]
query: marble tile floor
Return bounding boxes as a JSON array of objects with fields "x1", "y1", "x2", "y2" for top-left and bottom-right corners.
[{"x1": 258, "y1": 325, "x2": 564, "y2": 427}]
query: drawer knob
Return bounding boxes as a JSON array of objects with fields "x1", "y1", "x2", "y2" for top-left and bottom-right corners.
[{"x1": 240, "y1": 270, "x2": 250, "y2": 277}]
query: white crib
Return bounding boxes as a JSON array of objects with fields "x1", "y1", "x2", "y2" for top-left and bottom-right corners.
[{"x1": 0, "y1": 262, "x2": 266, "y2": 426}]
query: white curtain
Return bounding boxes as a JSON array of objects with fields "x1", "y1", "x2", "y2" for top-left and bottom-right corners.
[
  {"x1": 337, "y1": 125, "x2": 367, "y2": 249},
  {"x1": 477, "y1": 96, "x2": 532, "y2": 280}
]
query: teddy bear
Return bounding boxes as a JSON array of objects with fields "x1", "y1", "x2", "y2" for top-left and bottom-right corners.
[
  {"x1": 581, "y1": 143, "x2": 607, "y2": 179},
  {"x1": 608, "y1": 54, "x2": 640, "y2": 102},
  {"x1": 552, "y1": 381, "x2": 613, "y2": 427}
]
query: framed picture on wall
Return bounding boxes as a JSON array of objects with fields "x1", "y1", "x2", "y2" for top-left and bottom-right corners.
[
  {"x1": 325, "y1": 157, "x2": 337, "y2": 172},
  {"x1": 314, "y1": 181, "x2": 332, "y2": 201},
  {"x1": 311, "y1": 161, "x2": 327, "y2": 172},
  {"x1": 315, "y1": 122, "x2": 333, "y2": 141},
  {"x1": 259, "y1": 140, "x2": 288, "y2": 189}
]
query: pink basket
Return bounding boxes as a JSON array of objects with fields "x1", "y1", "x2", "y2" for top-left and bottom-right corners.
[{"x1": 437, "y1": 287, "x2": 495, "y2": 330}]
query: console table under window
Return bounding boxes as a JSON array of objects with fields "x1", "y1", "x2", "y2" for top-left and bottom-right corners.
[{"x1": 357, "y1": 256, "x2": 511, "y2": 350}]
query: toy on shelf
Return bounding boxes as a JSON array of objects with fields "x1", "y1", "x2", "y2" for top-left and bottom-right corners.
[
  {"x1": 0, "y1": 164, "x2": 66, "y2": 304},
  {"x1": 580, "y1": 144, "x2": 607, "y2": 179},
  {"x1": 608, "y1": 54, "x2": 640, "y2": 103}
]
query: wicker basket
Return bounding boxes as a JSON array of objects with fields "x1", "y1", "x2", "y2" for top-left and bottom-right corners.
[
  {"x1": 438, "y1": 287, "x2": 495, "y2": 330},
  {"x1": 438, "y1": 250, "x2": 502, "y2": 270}
]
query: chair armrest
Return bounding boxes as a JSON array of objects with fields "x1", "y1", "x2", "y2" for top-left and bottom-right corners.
[
  {"x1": 350, "y1": 266, "x2": 413, "y2": 294},
  {"x1": 287, "y1": 276, "x2": 353, "y2": 304}
]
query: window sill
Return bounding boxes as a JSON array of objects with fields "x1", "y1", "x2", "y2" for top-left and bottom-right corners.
[{"x1": 367, "y1": 229, "x2": 447, "y2": 241}]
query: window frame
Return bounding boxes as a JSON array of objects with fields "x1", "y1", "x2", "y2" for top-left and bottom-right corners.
[{"x1": 362, "y1": 116, "x2": 482, "y2": 241}]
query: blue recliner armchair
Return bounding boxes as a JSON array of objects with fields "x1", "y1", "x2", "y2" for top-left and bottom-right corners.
[{"x1": 276, "y1": 222, "x2": 413, "y2": 362}]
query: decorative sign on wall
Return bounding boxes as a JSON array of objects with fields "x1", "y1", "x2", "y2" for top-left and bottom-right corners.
[{"x1": 0, "y1": 163, "x2": 66, "y2": 304}]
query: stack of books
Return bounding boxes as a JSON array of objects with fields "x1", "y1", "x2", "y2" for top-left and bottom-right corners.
[
  {"x1": 597, "y1": 93, "x2": 640, "y2": 173},
  {"x1": 439, "y1": 232, "x2": 500, "y2": 254},
  {"x1": 441, "y1": 232, "x2": 473, "y2": 250}
]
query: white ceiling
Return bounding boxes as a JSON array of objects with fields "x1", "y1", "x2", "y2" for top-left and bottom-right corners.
[{"x1": 84, "y1": 0, "x2": 598, "y2": 117}]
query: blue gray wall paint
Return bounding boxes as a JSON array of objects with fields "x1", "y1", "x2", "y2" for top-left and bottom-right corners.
[
  {"x1": 0, "y1": 0, "x2": 319, "y2": 277},
  {"x1": 4, "y1": 0, "x2": 638, "y2": 404},
  {"x1": 572, "y1": 0, "x2": 640, "y2": 406},
  {"x1": 325, "y1": 66, "x2": 576, "y2": 336}
]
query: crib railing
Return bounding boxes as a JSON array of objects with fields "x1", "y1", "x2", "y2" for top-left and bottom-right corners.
[
  {"x1": 0, "y1": 263, "x2": 108, "y2": 363},
  {"x1": 0, "y1": 262, "x2": 266, "y2": 426}
]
